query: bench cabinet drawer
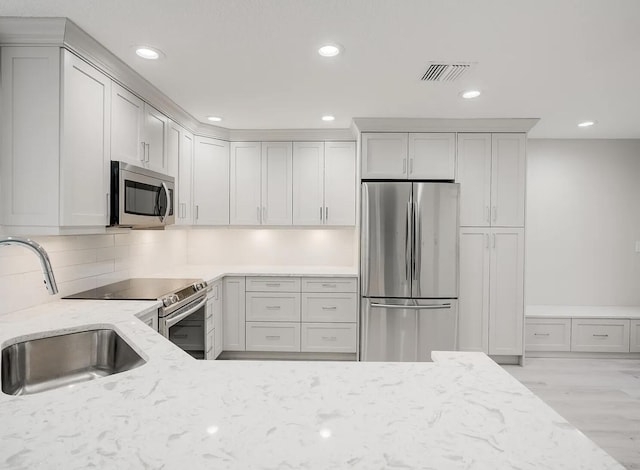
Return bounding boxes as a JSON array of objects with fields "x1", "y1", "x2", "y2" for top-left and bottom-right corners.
[
  {"x1": 301, "y1": 323, "x2": 357, "y2": 353},
  {"x1": 302, "y1": 277, "x2": 357, "y2": 293},
  {"x1": 246, "y1": 322, "x2": 301, "y2": 352},
  {"x1": 571, "y1": 319, "x2": 630, "y2": 352},
  {"x1": 302, "y1": 293, "x2": 357, "y2": 322},
  {"x1": 246, "y1": 277, "x2": 301, "y2": 292},
  {"x1": 630, "y1": 320, "x2": 640, "y2": 353},
  {"x1": 245, "y1": 292, "x2": 301, "y2": 321},
  {"x1": 525, "y1": 318, "x2": 571, "y2": 351}
]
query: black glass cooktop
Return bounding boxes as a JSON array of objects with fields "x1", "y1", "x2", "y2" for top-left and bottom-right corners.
[{"x1": 63, "y1": 278, "x2": 200, "y2": 300}]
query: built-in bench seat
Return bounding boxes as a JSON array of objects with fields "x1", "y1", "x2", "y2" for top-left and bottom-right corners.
[{"x1": 525, "y1": 305, "x2": 640, "y2": 356}]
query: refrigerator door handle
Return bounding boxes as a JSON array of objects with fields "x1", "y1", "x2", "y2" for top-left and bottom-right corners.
[
  {"x1": 361, "y1": 184, "x2": 370, "y2": 296},
  {"x1": 370, "y1": 303, "x2": 452, "y2": 310},
  {"x1": 405, "y1": 200, "x2": 412, "y2": 281},
  {"x1": 412, "y1": 200, "x2": 420, "y2": 283}
]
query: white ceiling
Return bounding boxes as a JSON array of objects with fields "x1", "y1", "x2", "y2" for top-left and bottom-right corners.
[{"x1": 1, "y1": 0, "x2": 639, "y2": 138}]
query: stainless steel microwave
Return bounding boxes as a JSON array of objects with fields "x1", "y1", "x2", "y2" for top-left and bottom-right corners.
[{"x1": 109, "y1": 161, "x2": 175, "y2": 228}]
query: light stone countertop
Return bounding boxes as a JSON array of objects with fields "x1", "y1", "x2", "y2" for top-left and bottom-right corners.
[{"x1": 0, "y1": 299, "x2": 624, "y2": 469}]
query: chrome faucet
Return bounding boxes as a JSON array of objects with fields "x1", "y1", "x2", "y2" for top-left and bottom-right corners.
[{"x1": 0, "y1": 237, "x2": 58, "y2": 295}]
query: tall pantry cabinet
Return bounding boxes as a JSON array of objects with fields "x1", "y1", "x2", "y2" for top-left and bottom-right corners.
[{"x1": 457, "y1": 133, "x2": 526, "y2": 358}]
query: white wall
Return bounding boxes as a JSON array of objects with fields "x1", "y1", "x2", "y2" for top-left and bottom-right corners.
[
  {"x1": 526, "y1": 139, "x2": 640, "y2": 306},
  {"x1": 187, "y1": 228, "x2": 358, "y2": 267},
  {"x1": 0, "y1": 230, "x2": 187, "y2": 315}
]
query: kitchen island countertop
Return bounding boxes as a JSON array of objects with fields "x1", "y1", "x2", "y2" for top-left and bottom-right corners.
[{"x1": 0, "y1": 299, "x2": 623, "y2": 469}]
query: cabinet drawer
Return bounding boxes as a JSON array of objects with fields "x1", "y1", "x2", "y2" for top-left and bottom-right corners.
[
  {"x1": 571, "y1": 319, "x2": 630, "y2": 352},
  {"x1": 525, "y1": 318, "x2": 571, "y2": 352},
  {"x1": 302, "y1": 277, "x2": 357, "y2": 293},
  {"x1": 246, "y1": 292, "x2": 301, "y2": 321},
  {"x1": 246, "y1": 277, "x2": 301, "y2": 292},
  {"x1": 301, "y1": 323, "x2": 357, "y2": 353},
  {"x1": 630, "y1": 320, "x2": 640, "y2": 353},
  {"x1": 302, "y1": 293, "x2": 357, "y2": 322},
  {"x1": 246, "y1": 322, "x2": 301, "y2": 352}
]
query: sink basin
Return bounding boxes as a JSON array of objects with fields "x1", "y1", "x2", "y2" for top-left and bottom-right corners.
[{"x1": 2, "y1": 328, "x2": 146, "y2": 396}]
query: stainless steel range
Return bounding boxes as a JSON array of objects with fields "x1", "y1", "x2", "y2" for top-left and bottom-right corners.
[{"x1": 64, "y1": 278, "x2": 211, "y2": 359}]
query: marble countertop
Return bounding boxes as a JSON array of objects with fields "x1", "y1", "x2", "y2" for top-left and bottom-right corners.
[
  {"x1": 0, "y1": 301, "x2": 623, "y2": 469},
  {"x1": 147, "y1": 264, "x2": 358, "y2": 285},
  {"x1": 527, "y1": 304, "x2": 640, "y2": 319}
]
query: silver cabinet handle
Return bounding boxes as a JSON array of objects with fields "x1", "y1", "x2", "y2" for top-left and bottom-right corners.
[
  {"x1": 265, "y1": 283, "x2": 281, "y2": 287},
  {"x1": 370, "y1": 303, "x2": 452, "y2": 310},
  {"x1": 140, "y1": 142, "x2": 146, "y2": 162},
  {"x1": 593, "y1": 334, "x2": 609, "y2": 338},
  {"x1": 195, "y1": 204, "x2": 199, "y2": 221},
  {"x1": 321, "y1": 283, "x2": 336, "y2": 288},
  {"x1": 320, "y1": 206, "x2": 323, "y2": 222},
  {"x1": 106, "y1": 193, "x2": 110, "y2": 223},
  {"x1": 257, "y1": 206, "x2": 261, "y2": 223},
  {"x1": 409, "y1": 158, "x2": 414, "y2": 174},
  {"x1": 492, "y1": 206, "x2": 497, "y2": 223},
  {"x1": 265, "y1": 335, "x2": 281, "y2": 340},
  {"x1": 325, "y1": 207, "x2": 328, "y2": 221},
  {"x1": 321, "y1": 336, "x2": 337, "y2": 341},
  {"x1": 534, "y1": 333, "x2": 550, "y2": 336},
  {"x1": 321, "y1": 306, "x2": 337, "y2": 310},
  {"x1": 266, "y1": 305, "x2": 281, "y2": 310},
  {"x1": 485, "y1": 206, "x2": 490, "y2": 223},
  {"x1": 146, "y1": 143, "x2": 151, "y2": 162}
]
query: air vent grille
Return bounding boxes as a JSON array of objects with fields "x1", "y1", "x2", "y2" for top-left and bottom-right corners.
[{"x1": 421, "y1": 63, "x2": 471, "y2": 82}]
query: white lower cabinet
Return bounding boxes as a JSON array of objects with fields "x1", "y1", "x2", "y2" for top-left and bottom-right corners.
[
  {"x1": 245, "y1": 292, "x2": 301, "y2": 322},
  {"x1": 205, "y1": 281, "x2": 224, "y2": 360},
  {"x1": 301, "y1": 323, "x2": 357, "y2": 353},
  {"x1": 246, "y1": 322, "x2": 301, "y2": 352},
  {"x1": 631, "y1": 320, "x2": 640, "y2": 353},
  {"x1": 136, "y1": 309, "x2": 158, "y2": 332},
  {"x1": 525, "y1": 319, "x2": 571, "y2": 352},
  {"x1": 301, "y1": 293, "x2": 357, "y2": 323},
  {"x1": 571, "y1": 319, "x2": 630, "y2": 353},
  {"x1": 458, "y1": 228, "x2": 524, "y2": 356},
  {"x1": 223, "y1": 277, "x2": 246, "y2": 351}
]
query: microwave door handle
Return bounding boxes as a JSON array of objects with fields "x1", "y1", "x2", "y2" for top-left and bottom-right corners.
[
  {"x1": 160, "y1": 182, "x2": 171, "y2": 223},
  {"x1": 164, "y1": 297, "x2": 208, "y2": 329}
]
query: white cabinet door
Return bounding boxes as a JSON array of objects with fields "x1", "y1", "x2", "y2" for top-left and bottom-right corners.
[
  {"x1": 166, "y1": 122, "x2": 180, "y2": 179},
  {"x1": 223, "y1": 277, "x2": 246, "y2": 351},
  {"x1": 457, "y1": 133, "x2": 492, "y2": 227},
  {"x1": 324, "y1": 141, "x2": 356, "y2": 226},
  {"x1": 491, "y1": 134, "x2": 526, "y2": 227},
  {"x1": 143, "y1": 104, "x2": 168, "y2": 173},
  {"x1": 361, "y1": 133, "x2": 408, "y2": 179},
  {"x1": 230, "y1": 142, "x2": 262, "y2": 225},
  {"x1": 111, "y1": 82, "x2": 144, "y2": 166},
  {"x1": 60, "y1": 50, "x2": 111, "y2": 226},
  {"x1": 193, "y1": 136, "x2": 229, "y2": 225},
  {"x1": 293, "y1": 141, "x2": 324, "y2": 225},
  {"x1": 177, "y1": 130, "x2": 194, "y2": 225},
  {"x1": 261, "y1": 142, "x2": 293, "y2": 225},
  {"x1": 1, "y1": 47, "x2": 60, "y2": 227},
  {"x1": 488, "y1": 228, "x2": 525, "y2": 356},
  {"x1": 408, "y1": 133, "x2": 456, "y2": 180},
  {"x1": 458, "y1": 228, "x2": 490, "y2": 353}
]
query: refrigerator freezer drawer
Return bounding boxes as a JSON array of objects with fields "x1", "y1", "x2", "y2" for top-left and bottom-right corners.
[{"x1": 361, "y1": 298, "x2": 458, "y2": 362}]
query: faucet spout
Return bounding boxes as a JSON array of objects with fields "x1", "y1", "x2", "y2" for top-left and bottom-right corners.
[{"x1": 0, "y1": 237, "x2": 58, "y2": 295}]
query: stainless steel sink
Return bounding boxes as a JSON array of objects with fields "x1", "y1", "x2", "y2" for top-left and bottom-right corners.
[{"x1": 1, "y1": 328, "x2": 146, "y2": 396}]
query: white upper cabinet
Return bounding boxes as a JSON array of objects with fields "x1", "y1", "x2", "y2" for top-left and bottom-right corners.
[
  {"x1": 491, "y1": 134, "x2": 526, "y2": 227},
  {"x1": 0, "y1": 47, "x2": 111, "y2": 231},
  {"x1": 60, "y1": 50, "x2": 111, "y2": 226},
  {"x1": 361, "y1": 133, "x2": 408, "y2": 179},
  {"x1": 110, "y1": 82, "x2": 144, "y2": 166},
  {"x1": 408, "y1": 133, "x2": 456, "y2": 180},
  {"x1": 457, "y1": 133, "x2": 492, "y2": 226},
  {"x1": 293, "y1": 142, "x2": 324, "y2": 225},
  {"x1": 167, "y1": 122, "x2": 195, "y2": 225},
  {"x1": 143, "y1": 104, "x2": 168, "y2": 173},
  {"x1": 261, "y1": 142, "x2": 293, "y2": 225},
  {"x1": 193, "y1": 136, "x2": 230, "y2": 225},
  {"x1": 230, "y1": 142, "x2": 262, "y2": 225},
  {"x1": 362, "y1": 132, "x2": 455, "y2": 180},
  {"x1": 324, "y1": 141, "x2": 356, "y2": 225}
]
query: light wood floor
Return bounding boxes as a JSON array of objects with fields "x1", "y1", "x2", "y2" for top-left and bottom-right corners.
[{"x1": 503, "y1": 358, "x2": 640, "y2": 470}]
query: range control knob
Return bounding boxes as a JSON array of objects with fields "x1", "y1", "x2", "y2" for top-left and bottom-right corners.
[
  {"x1": 170, "y1": 294, "x2": 180, "y2": 304},
  {"x1": 162, "y1": 297, "x2": 173, "y2": 307},
  {"x1": 194, "y1": 282, "x2": 207, "y2": 291}
]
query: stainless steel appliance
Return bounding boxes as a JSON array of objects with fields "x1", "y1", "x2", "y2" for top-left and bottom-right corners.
[
  {"x1": 110, "y1": 161, "x2": 175, "y2": 228},
  {"x1": 64, "y1": 278, "x2": 210, "y2": 359},
  {"x1": 361, "y1": 182, "x2": 460, "y2": 361}
]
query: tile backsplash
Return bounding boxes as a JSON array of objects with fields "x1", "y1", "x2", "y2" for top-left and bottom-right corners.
[{"x1": 0, "y1": 230, "x2": 187, "y2": 315}]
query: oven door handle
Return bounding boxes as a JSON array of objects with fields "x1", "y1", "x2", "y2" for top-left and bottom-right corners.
[
  {"x1": 164, "y1": 296, "x2": 207, "y2": 330},
  {"x1": 160, "y1": 182, "x2": 171, "y2": 223}
]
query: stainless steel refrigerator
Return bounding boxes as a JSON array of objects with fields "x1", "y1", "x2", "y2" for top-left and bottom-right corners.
[{"x1": 361, "y1": 182, "x2": 460, "y2": 361}]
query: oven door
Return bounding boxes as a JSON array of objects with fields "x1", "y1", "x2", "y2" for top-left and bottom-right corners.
[
  {"x1": 160, "y1": 295, "x2": 206, "y2": 359},
  {"x1": 113, "y1": 163, "x2": 175, "y2": 227}
]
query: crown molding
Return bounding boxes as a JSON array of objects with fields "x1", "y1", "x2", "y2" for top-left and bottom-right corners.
[
  {"x1": 227, "y1": 128, "x2": 356, "y2": 142},
  {"x1": 352, "y1": 117, "x2": 540, "y2": 134}
]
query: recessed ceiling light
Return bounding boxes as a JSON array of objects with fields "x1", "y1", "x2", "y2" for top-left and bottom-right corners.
[
  {"x1": 321, "y1": 115, "x2": 335, "y2": 122},
  {"x1": 578, "y1": 120, "x2": 596, "y2": 127},
  {"x1": 135, "y1": 46, "x2": 162, "y2": 60},
  {"x1": 207, "y1": 116, "x2": 222, "y2": 122},
  {"x1": 461, "y1": 90, "x2": 481, "y2": 99},
  {"x1": 318, "y1": 44, "x2": 341, "y2": 57}
]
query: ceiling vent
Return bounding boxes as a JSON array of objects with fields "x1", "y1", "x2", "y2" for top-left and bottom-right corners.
[{"x1": 421, "y1": 63, "x2": 473, "y2": 82}]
